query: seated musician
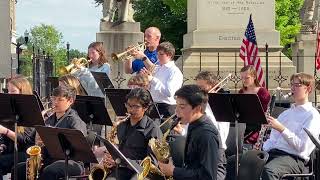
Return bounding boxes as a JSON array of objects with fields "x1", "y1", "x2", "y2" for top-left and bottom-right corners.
[
  {"x1": 127, "y1": 74, "x2": 149, "y2": 89},
  {"x1": 159, "y1": 85, "x2": 221, "y2": 180},
  {"x1": 58, "y1": 74, "x2": 87, "y2": 95},
  {"x1": 261, "y1": 72, "x2": 320, "y2": 179},
  {"x1": 94, "y1": 88, "x2": 162, "y2": 180},
  {"x1": 0, "y1": 76, "x2": 35, "y2": 180},
  {"x1": 16, "y1": 86, "x2": 87, "y2": 180},
  {"x1": 140, "y1": 41, "x2": 183, "y2": 119}
]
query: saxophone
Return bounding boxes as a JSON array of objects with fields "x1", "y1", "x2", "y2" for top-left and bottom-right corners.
[
  {"x1": 89, "y1": 114, "x2": 131, "y2": 180},
  {"x1": 26, "y1": 146, "x2": 42, "y2": 180}
]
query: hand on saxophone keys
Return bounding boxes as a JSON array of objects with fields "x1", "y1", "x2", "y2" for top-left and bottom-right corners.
[{"x1": 158, "y1": 158, "x2": 175, "y2": 177}]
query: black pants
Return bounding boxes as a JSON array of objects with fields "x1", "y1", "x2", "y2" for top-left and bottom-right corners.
[
  {"x1": 0, "y1": 152, "x2": 28, "y2": 180},
  {"x1": 106, "y1": 167, "x2": 136, "y2": 180},
  {"x1": 16, "y1": 160, "x2": 84, "y2": 180},
  {"x1": 217, "y1": 149, "x2": 227, "y2": 180},
  {"x1": 262, "y1": 149, "x2": 307, "y2": 180},
  {"x1": 156, "y1": 103, "x2": 176, "y2": 120}
]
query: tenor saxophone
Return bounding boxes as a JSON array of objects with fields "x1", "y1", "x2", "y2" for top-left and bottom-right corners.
[
  {"x1": 89, "y1": 114, "x2": 131, "y2": 180},
  {"x1": 26, "y1": 145, "x2": 42, "y2": 180}
]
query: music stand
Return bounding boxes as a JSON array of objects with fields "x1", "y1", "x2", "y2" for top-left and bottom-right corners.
[
  {"x1": 91, "y1": 72, "x2": 115, "y2": 92},
  {"x1": 33, "y1": 90, "x2": 44, "y2": 111},
  {"x1": 0, "y1": 94, "x2": 44, "y2": 180},
  {"x1": 105, "y1": 88, "x2": 162, "y2": 119},
  {"x1": 208, "y1": 93, "x2": 267, "y2": 179},
  {"x1": 95, "y1": 134, "x2": 142, "y2": 178},
  {"x1": 35, "y1": 126, "x2": 98, "y2": 180},
  {"x1": 74, "y1": 95, "x2": 113, "y2": 128},
  {"x1": 304, "y1": 128, "x2": 320, "y2": 149}
]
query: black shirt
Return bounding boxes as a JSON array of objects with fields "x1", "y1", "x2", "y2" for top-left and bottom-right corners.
[
  {"x1": 173, "y1": 115, "x2": 220, "y2": 180},
  {"x1": 43, "y1": 108, "x2": 87, "y2": 163},
  {"x1": 117, "y1": 115, "x2": 162, "y2": 161}
]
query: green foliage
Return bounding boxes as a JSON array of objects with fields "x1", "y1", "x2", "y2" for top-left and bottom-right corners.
[
  {"x1": 69, "y1": 49, "x2": 87, "y2": 59},
  {"x1": 133, "y1": 0, "x2": 187, "y2": 55},
  {"x1": 20, "y1": 24, "x2": 68, "y2": 77},
  {"x1": 275, "y1": 0, "x2": 304, "y2": 57}
]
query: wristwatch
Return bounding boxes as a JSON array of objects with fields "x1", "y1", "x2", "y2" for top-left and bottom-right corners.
[{"x1": 142, "y1": 56, "x2": 147, "y2": 62}]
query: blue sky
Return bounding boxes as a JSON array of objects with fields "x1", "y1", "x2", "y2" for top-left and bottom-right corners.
[{"x1": 16, "y1": 0, "x2": 102, "y2": 52}]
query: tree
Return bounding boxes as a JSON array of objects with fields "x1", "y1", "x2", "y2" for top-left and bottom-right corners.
[
  {"x1": 69, "y1": 49, "x2": 87, "y2": 59},
  {"x1": 20, "y1": 24, "x2": 68, "y2": 77},
  {"x1": 275, "y1": 0, "x2": 304, "y2": 57}
]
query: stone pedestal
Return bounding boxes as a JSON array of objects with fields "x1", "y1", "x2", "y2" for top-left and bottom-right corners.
[
  {"x1": 96, "y1": 21, "x2": 144, "y2": 88},
  {"x1": 178, "y1": 0, "x2": 296, "y2": 91}
]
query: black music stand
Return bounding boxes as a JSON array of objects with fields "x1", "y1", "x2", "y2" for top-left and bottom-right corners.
[
  {"x1": 95, "y1": 135, "x2": 142, "y2": 179},
  {"x1": 105, "y1": 88, "x2": 162, "y2": 119},
  {"x1": 91, "y1": 72, "x2": 115, "y2": 92},
  {"x1": 35, "y1": 126, "x2": 98, "y2": 180},
  {"x1": 74, "y1": 95, "x2": 113, "y2": 128},
  {"x1": 208, "y1": 93, "x2": 267, "y2": 179},
  {"x1": 304, "y1": 128, "x2": 320, "y2": 149},
  {"x1": 33, "y1": 90, "x2": 45, "y2": 111},
  {"x1": 0, "y1": 94, "x2": 44, "y2": 180}
]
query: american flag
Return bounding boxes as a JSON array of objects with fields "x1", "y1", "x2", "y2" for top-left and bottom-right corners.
[
  {"x1": 240, "y1": 14, "x2": 265, "y2": 87},
  {"x1": 315, "y1": 30, "x2": 320, "y2": 70}
]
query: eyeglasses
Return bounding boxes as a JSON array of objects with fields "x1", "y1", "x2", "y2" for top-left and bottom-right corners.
[
  {"x1": 125, "y1": 103, "x2": 143, "y2": 110},
  {"x1": 290, "y1": 82, "x2": 304, "y2": 88}
]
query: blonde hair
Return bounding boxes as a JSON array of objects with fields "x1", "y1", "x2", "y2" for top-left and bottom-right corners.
[
  {"x1": 240, "y1": 65, "x2": 261, "y2": 89},
  {"x1": 127, "y1": 75, "x2": 149, "y2": 89},
  {"x1": 8, "y1": 76, "x2": 33, "y2": 95},
  {"x1": 8, "y1": 76, "x2": 32, "y2": 133},
  {"x1": 59, "y1": 75, "x2": 87, "y2": 95}
]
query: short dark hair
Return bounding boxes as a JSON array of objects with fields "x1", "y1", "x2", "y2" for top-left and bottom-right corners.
[
  {"x1": 52, "y1": 86, "x2": 76, "y2": 100},
  {"x1": 156, "y1": 41, "x2": 175, "y2": 58},
  {"x1": 195, "y1": 71, "x2": 218, "y2": 86},
  {"x1": 126, "y1": 88, "x2": 152, "y2": 108},
  {"x1": 175, "y1": 85, "x2": 208, "y2": 113}
]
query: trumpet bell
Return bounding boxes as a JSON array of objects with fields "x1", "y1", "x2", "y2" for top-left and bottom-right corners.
[
  {"x1": 111, "y1": 42, "x2": 146, "y2": 62},
  {"x1": 58, "y1": 57, "x2": 89, "y2": 75},
  {"x1": 58, "y1": 64, "x2": 74, "y2": 75}
]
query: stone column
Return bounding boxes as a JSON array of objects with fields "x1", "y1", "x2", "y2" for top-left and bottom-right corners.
[
  {"x1": 0, "y1": 0, "x2": 13, "y2": 78},
  {"x1": 178, "y1": 0, "x2": 296, "y2": 92}
]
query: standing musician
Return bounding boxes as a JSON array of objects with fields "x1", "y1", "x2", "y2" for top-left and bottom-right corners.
[
  {"x1": 239, "y1": 65, "x2": 271, "y2": 145},
  {"x1": 73, "y1": 42, "x2": 111, "y2": 97},
  {"x1": 261, "y1": 72, "x2": 320, "y2": 179},
  {"x1": 0, "y1": 76, "x2": 35, "y2": 180},
  {"x1": 140, "y1": 41, "x2": 183, "y2": 119},
  {"x1": 16, "y1": 86, "x2": 87, "y2": 180},
  {"x1": 159, "y1": 85, "x2": 221, "y2": 180},
  {"x1": 94, "y1": 88, "x2": 162, "y2": 180},
  {"x1": 58, "y1": 74, "x2": 87, "y2": 96},
  {"x1": 124, "y1": 27, "x2": 161, "y2": 74}
]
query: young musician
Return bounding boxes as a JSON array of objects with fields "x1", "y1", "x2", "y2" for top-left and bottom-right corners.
[
  {"x1": 159, "y1": 85, "x2": 221, "y2": 180},
  {"x1": 0, "y1": 76, "x2": 35, "y2": 180},
  {"x1": 140, "y1": 41, "x2": 183, "y2": 118},
  {"x1": 15, "y1": 86, "x2": 87, "y2": 180},
  {"x1": 73, "y1": 42, "x2": 110, "y2": 97},
  {"x1": 58, "y1": 74, "x2": 87, "y2": 95},
  {"x1": 124, "y1": 27, "x2": 161, "y2": 74},
  {"x1": 127, "y1": 74, "x2": 149, "y2": 89},
  {"x1": 239, "y1": 65, "x2": 271, "y2": 144},
  {"x1": 95, "y1": 88, "x2": 162, "y2": 180},
  {"x1": 261, "y1": 72, "x2": 320, "y2": 179}
]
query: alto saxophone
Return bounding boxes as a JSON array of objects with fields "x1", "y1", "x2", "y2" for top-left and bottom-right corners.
[
  {"x1": 89, "y1": 114, "x2": 131, "y2": 180},
  {"x1": 26, "y1": 145, "x2": 42, "y2": 180}
]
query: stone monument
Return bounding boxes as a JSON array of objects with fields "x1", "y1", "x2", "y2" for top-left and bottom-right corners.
[
  {"x1": 179, "y1": 0, "x2": 296, "y2": 91},
  {"x1": 97, "y1": 0, "x2": 143, "y2": 88}
]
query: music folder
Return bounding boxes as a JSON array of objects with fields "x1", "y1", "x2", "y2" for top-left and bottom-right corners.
[{"x1": 91, "y1": 71, "x2": 115, "y2": 93}]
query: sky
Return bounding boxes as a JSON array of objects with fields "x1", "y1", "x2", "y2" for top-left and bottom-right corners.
[{"x1": 16, "y1": 0, "x2": 102, "y2": 52}]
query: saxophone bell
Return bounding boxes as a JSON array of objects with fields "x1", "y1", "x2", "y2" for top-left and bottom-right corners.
[{"x1": 26, "y1": 145, "x2": 42, "y2": 180}]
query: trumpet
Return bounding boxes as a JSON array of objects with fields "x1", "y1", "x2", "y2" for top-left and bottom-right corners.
[
  {"x1": 208, "y1": 73, "x2": 232, "y2": 93},
  {"x1": 58, "y1": 57, "x2": 91, "y2": 75},
  {"x1": 111, "y1": 42, "x2": 146, "y2": 62}
]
